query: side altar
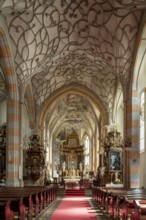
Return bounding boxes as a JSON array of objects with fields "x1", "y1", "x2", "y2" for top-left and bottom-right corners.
[{"x1": 97, "y1": 125, "x2": 124, "y2": 186}]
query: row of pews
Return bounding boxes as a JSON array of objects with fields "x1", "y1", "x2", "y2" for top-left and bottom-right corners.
[
  {"x1": 92, "y1": 186, "x2": 146, "y2": 220},
  {"x1": 0, "y1": 184, "x2": 58, "y2": 220}
]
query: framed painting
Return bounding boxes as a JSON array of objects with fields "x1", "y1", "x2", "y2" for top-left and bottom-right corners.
[
  {"x1": 68, "y1": 138, "x2": 77, "y2": 148},
  {"x1": 109, "y1": 150, "x2": 122, "y2": 172}
]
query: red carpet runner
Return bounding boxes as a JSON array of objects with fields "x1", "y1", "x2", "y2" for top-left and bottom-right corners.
[{"x1": 49, "y1": 189, "x2": 98, "y2": 220}]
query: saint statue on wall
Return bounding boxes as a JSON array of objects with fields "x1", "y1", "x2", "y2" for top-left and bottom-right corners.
[{"x1": 62, "y1": 161, "x2": 66, "y2": 172}]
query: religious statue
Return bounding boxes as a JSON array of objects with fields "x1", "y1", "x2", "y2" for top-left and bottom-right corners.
[
  {"x1": 99, "y1": 166, "x2": 106, "y2": 177},
  {"x1": 76, "y1": 169, "x2": 79, "y2": 176},
  {"x1": 85, "y1": 164, "x2": 89, "y2": 172},
  {"x1": 79, "y1": 162, "x2": 83, "y2": 171},
  {"x1": 65, "y1": 169, "x2": 68, "y2": 177},
  {"x1": 115, "y1": 171, "x2": 121, "y2": 183},
  {"x1": 62, "y1": 161, "x2": 66, "y2": 172}
]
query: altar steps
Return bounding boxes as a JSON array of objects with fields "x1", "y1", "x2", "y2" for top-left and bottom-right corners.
[{"x1": 65, "y1": 189, "x2": 85, "y2": 196}]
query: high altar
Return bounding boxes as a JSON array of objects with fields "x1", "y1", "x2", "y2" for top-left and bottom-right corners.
[{"x1": 59, "y1": 128, "x2": 84, "y2": 180}]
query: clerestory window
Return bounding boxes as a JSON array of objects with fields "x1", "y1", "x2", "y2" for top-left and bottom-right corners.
[{"x1": 140, "y1": 91, "x2": 145, "y2": 153}]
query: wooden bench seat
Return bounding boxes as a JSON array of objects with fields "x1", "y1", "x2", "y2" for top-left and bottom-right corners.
[
  {"x1": 92, "y1": 186, "x2": 146, "y2": 219},
  {"x1": 0, "y1": 185, "x2": 58, "y2": 220},
  {"x1": 130, "y1": 199, "x2": 146, "y2": 220},
  {"x1": 107, "y1": 189, "x2": 146, "y2": 219}
]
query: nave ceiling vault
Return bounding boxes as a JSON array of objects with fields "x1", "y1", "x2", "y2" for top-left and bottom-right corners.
[
  {"x1": 47, "y1": 94, "x2": 99, "y2": 138},
  {"x1": 0, "y1": 0, "x2": 145, "y2": 137}
]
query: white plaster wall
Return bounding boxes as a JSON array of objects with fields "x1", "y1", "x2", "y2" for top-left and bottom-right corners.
[
  {"x1": 113, "y1": 81, "x2": 124, "y2": 136},
  {"x1": 137, "y1": 59, "x2": 146, "y2": 94},
  {"x1": 0, "y1": 99, "x2": 6, "y2": 125},
  {"x1": 136, "y1": 25, "x2": 146, "y2": 188},
  {"x1": 22, "y1": 102, "x2": 31, "y2": 181},
  {"x1": 140, "y1": 153, "x2": 145, "y2": 187},
  {"x1": 138, "y1": 57, "x2": 146, "y2": 187},
  {"x1": 137, "y1": 71, "x2": 146, "y2": 187},
  {"x1": 116, "y1": 106, "x2": 124, "y2": 137},
  {"x1": 22, "y1": 103, "x2": 31, "y2": 139}
]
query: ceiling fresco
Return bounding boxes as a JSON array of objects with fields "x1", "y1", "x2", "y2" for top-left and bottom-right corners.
[{"x1": 46, "y1": 93, "x2": 97, "y2": 137}]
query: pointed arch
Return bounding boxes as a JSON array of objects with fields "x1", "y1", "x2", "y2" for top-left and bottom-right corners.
[
  {"x1": 0, "y1": 22, "x2": 20, "y2": 186},
  {"x1": 39, "y1": 83, "x2": 109, "y2": 139}
]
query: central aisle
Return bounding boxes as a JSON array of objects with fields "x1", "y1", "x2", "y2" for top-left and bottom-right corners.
[{"x1": 49, "y1": 189, "x2": 98, "y2": 220}]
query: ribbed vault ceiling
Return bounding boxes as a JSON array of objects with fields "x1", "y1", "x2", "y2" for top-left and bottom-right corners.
[
  {"x1": 46, "y1": 93, "x2": 98, "y2": 138},
  {"x1": 0, "y1": 0, "x2": 145, "y2": 136}
]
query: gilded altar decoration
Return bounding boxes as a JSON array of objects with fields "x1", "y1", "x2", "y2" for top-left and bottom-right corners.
[
  {"x1": 104, "y1": 124, "x2": 123, "y2": 150},
  {"x1": 98, "y1": 124, "x2": 123, "y2": 186},
  {"x1": 59, "y1": 128, "x2": 85, "y2": 180}
]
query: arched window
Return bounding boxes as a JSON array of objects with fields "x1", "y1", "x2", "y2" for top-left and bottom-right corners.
[{"x1": 140, "y1": 91, "x2": 145, "y2": 152}]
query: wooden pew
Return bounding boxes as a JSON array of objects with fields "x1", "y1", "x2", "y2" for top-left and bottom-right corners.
[
  {"x1": 0, "y1": 185, "x2": 58, "y2": 219},
  {"x1": 105, "y1": 188, "x2": 146, "y2": 219},
  {"x1": 0, "y1": 197, "x2": 26, "y2": 220},
  {"x1": 92, "y1": 186, "x2": 146, "y2": 219},
  {"x1": 11, "y1": 197, "x2": 26, "y2": 220},
  {"x1": 0, "y1": 194, "x2": 31, "y2": 219},
  {"x1": 122, "y1": 195, "x2": 146, "y2": 220},
  {"x1": 130, "y1": 200, "x2": 146, "y2": 220},
  {"x1": 0, "y1": 199, "x2": 15, "y2": 220}
]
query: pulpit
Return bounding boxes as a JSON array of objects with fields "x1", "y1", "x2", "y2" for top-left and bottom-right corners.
[{"x1": 25, "y1": 134, "x2": 46, "y2": 181}]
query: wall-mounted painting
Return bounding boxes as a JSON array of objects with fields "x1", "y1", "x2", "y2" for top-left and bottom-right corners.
[
  {"x1": 68, "y1": 138, "x2": 77, "y2": 148},
  {"x1": 109, "y1": 150, "x2": 122, "y2": 172}
]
